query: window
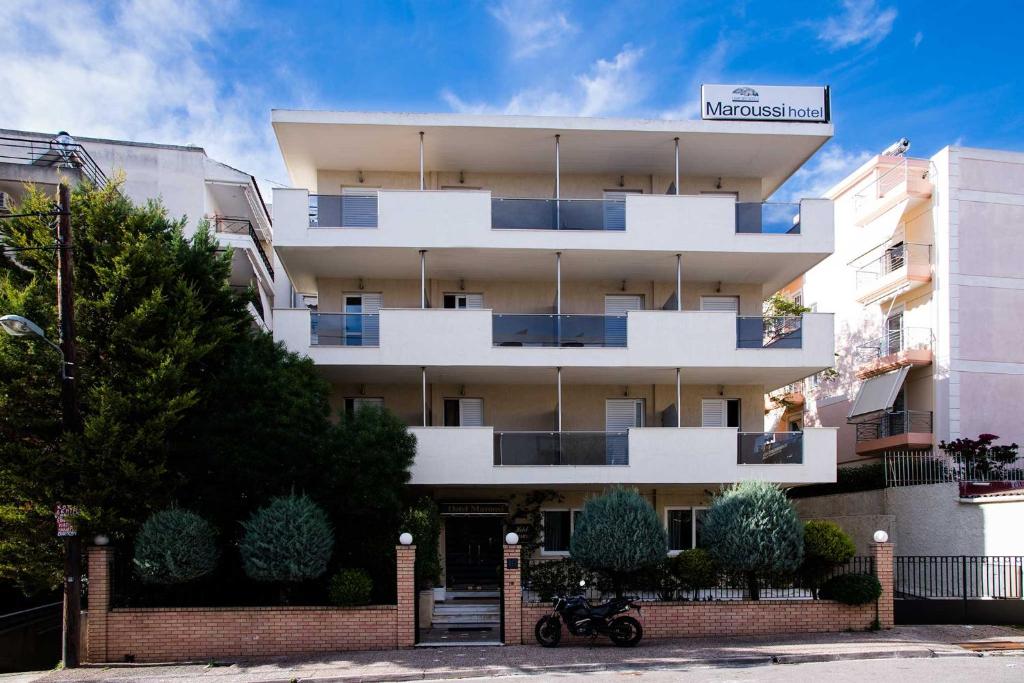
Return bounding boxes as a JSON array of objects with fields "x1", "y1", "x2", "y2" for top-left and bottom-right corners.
[
  {"x1": 542, "y1": 510, "x2": 574, "y2": 553},
  {"x1": 666, "y1": 507, "x2": 709, "y2": 553},
  {"x1": 345, "y1": 397, "x2": 383, "y2": 417},
  {"x1": 700, "y1": 296, "x2": 739, "y2": 313},
  {"x1": 443, "y1": 293, "x2": 483, "y2": 309},
  {"x1": 701, "y1": 399, "x2": 740, "y2": 428},
  {"x1": 443, "y1": 398, "x2": 484, "y2": 427}
]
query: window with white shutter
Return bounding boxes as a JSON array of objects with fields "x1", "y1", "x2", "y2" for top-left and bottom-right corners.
[
  {"x1": 345, "y1": 397, "x2": 384, "y2": 417},
  {"x1": 340, "y1": 187, "x2": 378, "y2": 228},
  {"x1": 604, "y1": 295, "x2": 642, "y2": 347},
  {"x1": 443, "y1": 398, "x2": 484, "y2": 426},
  {"x1": 443, "y1": 293, "x2": 484, "y2": 309},
  {"x1": 602, "y1": 190, "x2": 640, "y2": 231},
  {"x1": 701, "y1": 399, "x2": 740, "y2": 428},
  {"x1": 700, "y1": 296, "x2": 739, "y2": 312}
]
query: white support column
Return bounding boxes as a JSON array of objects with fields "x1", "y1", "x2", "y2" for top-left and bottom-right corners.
[
  {"x1": 557, "y1": 367, "x2": 563, "y2": 432},
  {"x1": 676, "y1": 368, "x2": 682, "y2": 429},
  {"x1": 419, "y1": 131, "x2": 425, "y2": 191},
  {"x1": 422, "y1": 367, "x2": 428, "y2": 426},
  {"x1": 419, "y1": 249, "x2": 427, "y2": 309},
  {"x1": 674, "y1": 137, "x2": 680, "y2": 195},
  {"x1": 555, "y1": 252, "x2": 562, "y2": 315},
  {"x1": 554, "y1": 134, "x2": 561, "y2": 200},
  {"x1": 676, "y1": 253, "x2": 682, "y2": 311}
]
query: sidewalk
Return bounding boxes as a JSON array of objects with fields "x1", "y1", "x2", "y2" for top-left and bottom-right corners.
[{"x1": 29, "y1": 625, "x2": 1024, "y2": 683}]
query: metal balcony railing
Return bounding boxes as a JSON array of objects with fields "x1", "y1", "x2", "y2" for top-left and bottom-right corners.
[
  {"x1": 855, "y1": 410, "x2": 933, "y2": 442},
  {"x1": 493, "y1": 431, "x2": 629, "y2": 465},
  {"x1": 736, "y1": 316, "x2": 803, "y2": 349},
  {"x1": 854, "y1": 157, "x2": 931, "y2": 210},
  {"x1": 856, "y1": 327, "x2": 932, "y2": 363},
  {"x1": 492, "y1": 313, "x2": 628, "y2": 347},
  {"x1": 737, "y1": 432, "x2": 804, "y2": 464},
  {"x1": 884, "y1": 452, "x2": 1024, "y2": 487},
  {"x1": 308, "y1": 192, "x2": 378, "y2": 228},
  {"x1": 0, "y1": 134, "x2": 108, "y2": 187},
  {"x1": 212, "y1": 216, "x2": 274, "y2": 277},
  {"x1": 310, "y1": 312, "x2": 380, "y2": 346},
  {"x1": 854, "y1": 242, "x2": 931, "y2": 290},
  {"x1": 735, "y1": 202, "x2": 801, "y2": 234}
]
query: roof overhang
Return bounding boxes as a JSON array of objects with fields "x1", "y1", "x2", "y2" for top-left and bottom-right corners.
[{"x1": 272, "y1": 110, "x2": 833, "y2": 199}]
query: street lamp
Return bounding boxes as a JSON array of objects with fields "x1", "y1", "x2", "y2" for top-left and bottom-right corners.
[{"x1": 0, "y1": 314, "x2": 68, "y2": 377}]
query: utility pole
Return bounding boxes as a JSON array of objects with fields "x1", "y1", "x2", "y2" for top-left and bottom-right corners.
[{"x1": 56, "y1": 182, "x2": 81, "y2": 668}]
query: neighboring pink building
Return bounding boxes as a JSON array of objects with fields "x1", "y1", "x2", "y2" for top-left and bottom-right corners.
[{"x1": 778, "y1": 146, "x2": 1024, "y2": 467}]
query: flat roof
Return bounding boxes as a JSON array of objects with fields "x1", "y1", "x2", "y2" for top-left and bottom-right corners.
[{"x1": 272, "y1": 110, "x2": 833, "y2": 199}]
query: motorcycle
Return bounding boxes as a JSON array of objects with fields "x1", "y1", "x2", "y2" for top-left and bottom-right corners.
[{"x1": 534, "y1": 580, "x2": 643, "y2": 647}]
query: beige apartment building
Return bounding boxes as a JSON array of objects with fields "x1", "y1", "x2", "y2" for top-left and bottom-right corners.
[
  {"x1": 780, "y1": 146, "x2": 1024, "y2": 468},
  {"x1": 270, "y1": 110, "x2": 839, "y2": 599}
]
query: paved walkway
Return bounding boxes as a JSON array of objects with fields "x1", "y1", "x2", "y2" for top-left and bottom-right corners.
[{"x1": 25, "y1": 625, "x2": 1024, "y2": 683}]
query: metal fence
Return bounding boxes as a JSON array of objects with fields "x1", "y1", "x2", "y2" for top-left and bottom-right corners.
[
  {"x1": 884, "y1": 451, "x2": 1024, "y2": 487},
  {"x1": 523, "y1": 555, "x2": 875, "y2": 603},
  {"x1": 0, "y1": 134, "x2": 108, "y2": 187},
  {"x1": 856, "y1": 411, "x2": 933, "y2": 443},
  {"x1": 212, "y1": 216, "x2": 274, "y2": 277},
  {"x1": 895, "y1": 556, "x2": 1023, "y2": 600}
]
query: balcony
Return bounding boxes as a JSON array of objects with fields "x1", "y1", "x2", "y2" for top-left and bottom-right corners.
[
  {"x1": 855, "y1": 410, "x2": 933, "y2": 455},
  {"x1": 212, "y1": 216, "x2": 274, "y2": 278},
  {"x1": 408, "y1": 427, "x2": 836, "y2": 486},
  {"x1": 0, "y1": 133, "x2": 108, "y2": 187},
  {"x1": 853, "y1": 242, "x2": 931, "y2": 304},
  {"x1": 853, "y1": 157, "x2": 933, "y2": 226},
  {"x1": 855, "y1": 327, "x2": 933, "y2": 379},
  {"x1": 274, "y1": 308, "x2": 835, "y2": 386}
]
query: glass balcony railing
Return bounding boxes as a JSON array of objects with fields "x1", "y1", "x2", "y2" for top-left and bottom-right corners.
[
  {"x1": 736, "y1": 202, "x2": 801, "y2": 234},
  {"x1": 310, "y1": 312, "x2": 380, "y2": 346},
  {"x1": 855, "y1": 410, "x2": 933, "y2": 442},
  {"x1": 737, "y1": 432, "x2": 803, "y2": 464},
  {"x1": 492, "y1": 314, "x2": 628, "y2": 347},
  {"x1": 491, "y1": 197, "x2": 626, "y2": 231},
  {"x1": 855, "y1": 327, "x2": 932, "y2": 363},
  {"x1": 736, "y1": 316, "x2": 803, "y2": 349},
  {"x1": 308, "y1": 193, "x2": 379, "y2": 228},
  {"x1": 493, "y1": 431, "x2": 629, "y2": 465}
]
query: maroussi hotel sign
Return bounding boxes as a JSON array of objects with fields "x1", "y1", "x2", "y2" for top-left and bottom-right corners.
[{"x1": 701, "y1": 84, "x2": 830, "y2": 123}]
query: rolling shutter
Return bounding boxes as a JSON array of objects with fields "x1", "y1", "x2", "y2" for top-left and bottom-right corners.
[
  {"x1": 701, "y1": 399, "x2": 725, "y2": 427},
  {"x1": 341, "y1": 187, "x2": 378, "y2": 228},
  {"x1": 604, "y1": 295, "x2": 642, "y2": 347},
  {"x1": 602, "y1": 191, "x2": 636, "y2": 231},
  {"x1": 360, "y1": 292, "x2": 382, "y2": 346},
  {"x1": 460, "y1": 398, "x2": 484, "y2": 426},
  {"x1": 606, "y1": 399, "x2": 642, "y2": 466},
  {"x1": 700, "y1": 296, "x2": 739, "y2": 312}
]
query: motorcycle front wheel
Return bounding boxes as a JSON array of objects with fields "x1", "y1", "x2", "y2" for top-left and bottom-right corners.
[
  {"x1": 535, "y1": 615, "x2": 562, "y2": 647},
  {"x1": 608, "y1": 616, "x2": 643, "y2": 647}
]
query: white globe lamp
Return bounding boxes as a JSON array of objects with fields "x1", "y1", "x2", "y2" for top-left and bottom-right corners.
[
  {"x1": 505, "y1": 532, "x2": 519, "y2": 546},
  {"x1": 873, "y1": 530, "x2": 889, "y2": 543},
  {"x1": 399, "y1": 532, "x2": 413, "y2": 546}
]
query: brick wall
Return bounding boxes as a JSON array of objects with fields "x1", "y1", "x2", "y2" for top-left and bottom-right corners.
[
  {"x1": 502, "y1": 544, "x2": 522, "y2": 645},
  {"x1": 85, "y1": 544, "x2": 416, "y2": 663}
]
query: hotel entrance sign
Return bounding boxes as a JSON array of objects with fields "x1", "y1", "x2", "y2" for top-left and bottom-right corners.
[{"x1": 701, "y1": 85, "x2": 830, "y2": 123}]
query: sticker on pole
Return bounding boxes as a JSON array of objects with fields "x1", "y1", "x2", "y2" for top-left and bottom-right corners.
[{"x1": 55, "y1": 504, "x2": 78, "y2": 537}]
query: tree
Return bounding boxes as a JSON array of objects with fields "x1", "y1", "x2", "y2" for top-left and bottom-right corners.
[
  {"x1": 133, "y1": 509, "x2": 219, "y2": 584},
  {"x1": 0, "y1": 182, "x2": 249, "y2": 593},
  {"x1": 570, "y1": 487, "x2": 667, "y2": 596},
  {"x1": 401, "y1": 497, "x2": 441, "y2": 587},
  {"x1": 939, "y1": 433, "x2": 1019, "y2": 478},
  {"x1": 668, "y1": 549, "x2": 718, "y2": 601},
  {"x1": 702, "y1": 481, "x2": 804, "y2": 600},
  {"x1": 239, "y1": 494, "x2": 334, "y2": 584},
  {"x1": 800, "y1": 520, "x2": 855, "y2": 598}
]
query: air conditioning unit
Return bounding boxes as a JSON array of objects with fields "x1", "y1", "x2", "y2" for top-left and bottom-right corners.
[{"x1": 0, "y1": 192, "x2": 11, "y2": 214}]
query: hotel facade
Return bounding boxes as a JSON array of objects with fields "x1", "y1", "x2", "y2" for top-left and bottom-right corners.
[{"x1": 269, "y1": 110, "x2": 840, "y2": 593}]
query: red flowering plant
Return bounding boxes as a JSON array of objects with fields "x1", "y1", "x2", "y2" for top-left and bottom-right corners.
[{"x1": 938, "y1": 434, "x2": 1019, "y2": 479}]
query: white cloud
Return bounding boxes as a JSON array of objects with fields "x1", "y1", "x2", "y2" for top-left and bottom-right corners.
[
  {"x1": 443, "y1": 46, "x2": 646, "y2": 117},
  {"x1": 659, "y1": 37, "x2": 731, "y2": 120},
  {"x1": 817, "y1": 0, "x2": 897, "y2": 51},
  {"x1": 0, "y1": 0, "x2": 286, "y2": 186},
  {"x1": 774, "y1": 145, "x2": 873, "y2": 202},
  {"x1": 913, "y1": 31, "x2": 924, "y2": 48},
  {"x1": 489, "y1": 0, "x2": 578, "y2": 59}
]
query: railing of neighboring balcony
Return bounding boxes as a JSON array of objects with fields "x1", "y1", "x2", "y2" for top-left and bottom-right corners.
[
  {"x1": 309, "y1": 312, "x2": 380, "y2": 347},
  {"x1": 491, "y1": 197, "x2": 628, "y2": 231},
  {"x1": 854, "y1": 242, "x2": 931, "y2": 290},
  {"x1": 212, "y1": 216, "x2": 274, "y2": 277},
  {"x1": 308, "y1": 192, "x2": 379, "y2": 228},
  {"x1": 738, "y1": 432, "x2": 804, "y2": 464},
  {"x1": 0, "y1": 134, "x2": 108, "y2": 187},
  {"x1": 736, "y1": 316, "x2": 803, "y2": 349},
  {"x1": 492, "y1": 314, "x2": 628, "y2": 347},
  {"x1": 855, "y1": 410, "x2": 933, "y2": 442},
  {"x1": 735, "y1": 202, "x2": 801, "y2": 234},
  {"x1": 493, "y1": 431, "x2": 629, "y2": 465},
  {"x1": 853, "y1": 157, "x2": 932, "y2": 210},
  {"x1": 855, "y1": 327, "x2": 932, "y2": 363}
]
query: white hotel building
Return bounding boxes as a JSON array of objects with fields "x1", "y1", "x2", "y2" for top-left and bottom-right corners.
[{"x1": 269, "y1": 110, "x2": 838, "y2": 590}]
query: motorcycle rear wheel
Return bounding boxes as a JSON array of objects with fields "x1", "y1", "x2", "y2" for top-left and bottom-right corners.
[
  {"x1": 608, "y1": 616, "x2": 643, "y2": 647},
  {"x1": 535, "y1": 616, "x2": 562, "y2": 647}
]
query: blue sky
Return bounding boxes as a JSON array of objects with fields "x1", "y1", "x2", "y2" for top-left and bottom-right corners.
[{"x1": 2, "y1": 0, "x2": 1022, "y2": 198}]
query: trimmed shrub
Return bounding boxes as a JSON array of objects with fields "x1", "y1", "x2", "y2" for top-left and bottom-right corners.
[
  {"x1": 570, "y1": 487, "x2": 668, "y2": 596},
  {"x1": 328, "y1": 568, "x2": 373, "y2": 606},
  {"x1": 787, "y1": 463, "x2": 884, "y2": 498},
  {"x1": 239, "y1": 494, "x2": 334, "y2": 583},
  {"x1": 133, "y1": 509, "x2": 219, "y2": 585},
  {"x1": 527, "y1": 558, "x2": 591, "y2": 602},
  {"x1": 819, "y1": 572, "x2": 882, "y2": 605},
  {"x1": 401, "y1": 497, "x2": 441, "y2": 587},
  {"x1": 702, "y1": 481, "x2": 804, "y2": 600},
  {"x1": 669, "y1": 549, "x2": 718, "y2": 600},
  {"x1": 801, "y1": 520, "x2": 856, "y2": 596}
]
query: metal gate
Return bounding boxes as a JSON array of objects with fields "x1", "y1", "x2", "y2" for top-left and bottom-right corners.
[{"x1": 895, "y1": 556, "x2": 1024, "y2": 624}]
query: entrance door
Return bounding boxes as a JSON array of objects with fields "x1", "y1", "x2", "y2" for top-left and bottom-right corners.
[
  {"x1": 343, "y1": 293, "x2": 381, "y2": 346},
  {"x1": 444, "y1": 517, "x2": 503, "y2": 589}
]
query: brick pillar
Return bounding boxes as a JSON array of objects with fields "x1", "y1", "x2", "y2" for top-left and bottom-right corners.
[
  {"x1": 502, "y1": 543, "x2": 522, "y2": 645},
  {"x1": 396, "y1": 544, "x2": 416, "y2": 647},
  {"x1": 872, "y1": 542, "x2": 894, "y2": 629},
  {"x1": 85, "y1": 545, "x2": 112, "y2": 663}
]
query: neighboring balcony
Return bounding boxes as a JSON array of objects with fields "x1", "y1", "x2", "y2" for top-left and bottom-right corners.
[
  {"x1": 408, "y1": 426, "x2": 836, "y2": 486},
  {"x1": 854, "y1": 410, "x2": 933, "y2": 455},
  {"x1": 276, "y1": 308, "x2": 834, "y2": 385},
  {"x1": 853, "y1": 157, "x2": 933, "y2": 226},
  {"x1": 853, "y1": 242, "x2": 931, "y2": 304},
  {"x1": 855, "y1": 327, "x2": 933, "y2": 379}
]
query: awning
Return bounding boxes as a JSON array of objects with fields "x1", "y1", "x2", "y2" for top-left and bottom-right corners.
[{"x1": 848, "y1": 366, "x2": 910, "y2": 422}]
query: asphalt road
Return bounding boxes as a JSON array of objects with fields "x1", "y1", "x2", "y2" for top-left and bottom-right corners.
[{"x1": 455, "y1": 655, "x2": 1024, "y2": 682}]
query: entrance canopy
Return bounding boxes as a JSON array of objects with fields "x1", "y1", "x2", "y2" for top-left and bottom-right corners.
[{"x1": 848, "y1": 367, "x2": 909, "y2": 422}]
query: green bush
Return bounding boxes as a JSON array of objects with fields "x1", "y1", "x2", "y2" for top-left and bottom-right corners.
[
  {"x1": 570, "y1": 487, "x2": 668, "y2": 596},
  {"x1": 133, "y1": 509, "x2": 219, "y2": 585},
  {"x1": 788, "y1": 463, "x2": 885, "y2": 498},
  {"x1": 328, "y1": 568, "x2": 373, "y2": 606},
  {"x1": 801, "y1": 520, "x2": 855, "y2": 595},
  {"x1": 401, "y1": 498, "x2": 441, "y2": 586},
  {"x1": 702, "y1": 481, "x2": 803, "y2": 600},
  {"x1": 669, "y1": 549, "x2": 718, "y2": 600},
  {"x1": 239, "y1": 494, "x2": 334, "y2": 582},
  {"x1": 818, "y1": 573, "x2": 882, "y2": 605},
  {"x1": 527, "y1": 558, "x2": 592, "y2": 602}
]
